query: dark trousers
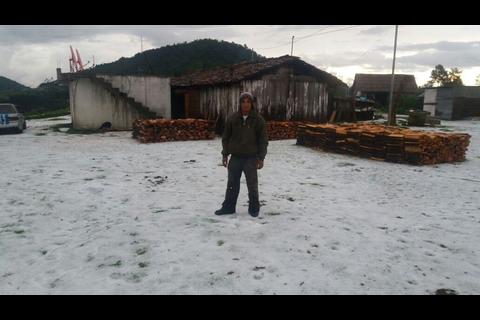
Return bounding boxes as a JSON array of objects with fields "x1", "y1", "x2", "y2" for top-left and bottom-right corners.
[{"x1": 222, "y1": 155, "x2": 259, "y2": 211}]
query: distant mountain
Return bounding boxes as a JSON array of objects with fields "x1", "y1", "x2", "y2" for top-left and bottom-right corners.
[
  {"x1": 0, "y1": 76, "x2": 29, "y2": 93},
  {"x1": 92, "y1": 38, "x2": 264, "y2": 77},
  {"x1": 0, "y1": 76, "x2": 68, "y2": 114},
  {"x1": 1, "y1": 39, "x2": 264, "y2": 114}
]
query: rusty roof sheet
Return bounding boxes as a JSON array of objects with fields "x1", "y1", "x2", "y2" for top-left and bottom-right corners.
[
  {"x1": 352, "y1": 74, "x2": 418, "y2": 93},
  {"x1": 171, "y1": 55, "x2": 346, "y2": 88}
]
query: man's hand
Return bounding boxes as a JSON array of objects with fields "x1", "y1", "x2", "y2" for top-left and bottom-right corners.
[
  {"x1": 222, "y1": 156, "x2": 229, "y2": 167},
  {"x1": 257, "y1": 159, "x2": 264, "y2": 170}
]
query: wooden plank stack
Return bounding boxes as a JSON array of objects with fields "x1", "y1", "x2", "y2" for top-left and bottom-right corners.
[
  {"x1": 266, "y1": 121, "x2": 302, "y2": 140},
  {"x1": 133, "y1": 119, "x2": 216, "y2": 143},
  {"x1": 297, "y1": 123, "x2": 471, "y2": 165}
]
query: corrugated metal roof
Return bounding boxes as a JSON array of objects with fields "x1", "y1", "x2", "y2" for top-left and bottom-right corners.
[
  {"x1": 352, "y1": 74, "x2": 418, "y2": 93},
  {"x1": 171, "y1": 55, "x2": 347, "y2": 88}
]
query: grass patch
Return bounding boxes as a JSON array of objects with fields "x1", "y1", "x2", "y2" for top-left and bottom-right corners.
[
  {"x1": 50, "y1": 123, "x2": 71, "y2": 132},
  {"x1": 66, "y1": 128, "x2": 104, "y2": 134},
  {"x1": 14, "y1": 230, "x2": 25, "y2": 234},
  {"x1": 25, "y1": 108, "x2": 70, "y2": 120},
  {"x1": 266, "y1": 212, "x2": 281, "y2": 216},
  {"x1": 127, "y1": 272, "x2": 145, "y2": 283},
  {"x1": 35, "y1": 133, "x2": 47, "y2": 136},
  {"x1": 136, "y1": 248, "x2": 147, "y2": 255},
  {"x1": 50, "y1": 123, "x2": 103, "y2": 135},
  {"x1": 109, "y1": 260, "x2": 122, "y2": 267},
  {"x1": 217, "y1": 240, "x2": 225, "y2": 246}
]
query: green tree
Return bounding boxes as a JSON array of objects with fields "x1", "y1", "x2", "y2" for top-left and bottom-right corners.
[
  {"x1": 426, "y1": 64, "x2": 449, "y2": 87},
  {"x1": 425, "y1": 64, "x2": 463, "y2": 87},
  {"x1": 476, "y1": 75, "x2": 480, "y2": 86},
  {"x1": 448, "y1": 67, "x2": 463, "y2": 86}
]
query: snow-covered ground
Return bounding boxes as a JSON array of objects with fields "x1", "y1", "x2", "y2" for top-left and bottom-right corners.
[{"x1": 1, "y1": 116, "x2": 479, "y2": 294}]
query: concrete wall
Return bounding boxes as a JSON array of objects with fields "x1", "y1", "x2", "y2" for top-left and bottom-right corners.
[
  {"x1": 423, "y1": 88, "x2": 438, "y2": 116},
  {"x1": 423, "y1": 88, "x2": 437, "y2": 104},
  {"x1": 422, "y1": 86, "x2": 480, "y2": 120},
  {"x1": 452, "y1": 86, "x2": 480, "y2": 98},
  {"x1": 98, "y1": 75, "x2": 171, "y2": 118},
  {"x1": 69, "y1": 78, "x2": 145, "y2": 130},
  {"x1": 433, "y1": 88, "x2": 455, "y2": 119}
]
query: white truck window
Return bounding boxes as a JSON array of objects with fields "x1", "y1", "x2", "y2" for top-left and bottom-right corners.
[{"x1": 0, "y1": 105, "x2": 17, "y2": 113}]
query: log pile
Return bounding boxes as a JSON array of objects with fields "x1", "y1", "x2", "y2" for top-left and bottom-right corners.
[
  {"x1": 133, "y1": 119, "x2": 216, "y2": 143},
  {"x1": 297, "y1": 123, "x2": 471, "y2": 165},
  {"x1": 266, "y1": 121, "x2": 302, "y2": 140}
]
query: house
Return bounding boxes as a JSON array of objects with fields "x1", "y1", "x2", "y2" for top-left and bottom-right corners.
[
  {"x1": 423, "y1": 86, "x2": 480, "y2": 120},
  {"x1": 170, "y1": 55, "x2": 349, "y2": 130},
  {"x1": 58, "y1": 55, "x2": 349, "y2": 130},
  {"x1": 351, "y1": 74, "x2": 418, "y2": 107},
  {"x1": 58, "y1": 70, "x2": 171, "y2": 130}
]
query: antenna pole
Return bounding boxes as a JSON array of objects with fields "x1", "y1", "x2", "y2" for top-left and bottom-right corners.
[{"x1": 290, "y1": 36, "x2": 295, "y2": 56}]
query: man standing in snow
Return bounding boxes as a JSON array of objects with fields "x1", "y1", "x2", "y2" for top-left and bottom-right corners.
[{"x1": 215, "y1": 92, "x2": 268, "y2": 217}]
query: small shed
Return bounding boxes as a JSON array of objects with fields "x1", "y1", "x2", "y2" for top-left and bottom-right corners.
[
  {"x1": 423, "y1": 86, "x2": 480, "y2": 120},
  {"x1": 351, "y1": 74, "x2": 418, "y2": 107},
  {"x1": 170, "y1": 55, "x2": 348, "y2": 129}
]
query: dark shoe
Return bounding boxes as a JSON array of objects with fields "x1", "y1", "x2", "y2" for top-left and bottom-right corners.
[
  {"x1": 248, "y1": 205, "x2": 260, "y2": 217},
  {"x1": 215, "y1": 207, "x2": 235, "y2": 215}
]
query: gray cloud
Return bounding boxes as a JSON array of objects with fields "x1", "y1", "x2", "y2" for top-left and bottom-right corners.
[
  {"x1": 0, "y1": 25, "x2": 240, "y2": 47},
  {"x1": 394, "y1": 41, "x2": 480, "y2": 68},
  {"x1": 307, "y1": 40, "x2": 480, "y2": 72},
  {"x1": 1, "y1": 26, "x2": 479, "y2": 87},
  {"x1": 358, "y1": 25, "x2": 392, "y2": 35},
  {"x1": 379, "y1": 40, "x2": 480, "y2": 52}
]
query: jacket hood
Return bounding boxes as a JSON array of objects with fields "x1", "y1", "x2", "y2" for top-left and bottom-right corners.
[{"x1": 237, "y1": 92, "x2": 257, "y2": 116}]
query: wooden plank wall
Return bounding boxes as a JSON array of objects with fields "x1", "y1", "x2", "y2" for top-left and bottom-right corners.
[
  {"x1": 199, "y1": 85, "x2": 241, "y2": 121},
  {"x1": 197, "y1": 79, "x2": 330, "y2": 123}
]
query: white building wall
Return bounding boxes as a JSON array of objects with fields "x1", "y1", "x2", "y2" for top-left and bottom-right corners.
[
  {"x1": 69, "y1": 78, "x2": 145, "y2": 130},
  {"x1": 423, "y1": 88, "x2": 437, "y2": 116},
  {"x1": 98, "y1": 75, "x2": 171, "y2": 119},
  {"x1": 423, "y1": 88, "x2": 437, "y2": 104},
  {"x1": 423, "y1": 104, "x2": 436, "y2": 116}
]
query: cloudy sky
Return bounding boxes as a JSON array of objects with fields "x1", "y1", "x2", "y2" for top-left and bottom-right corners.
[{"x1": 1, "y1": 25, "x2": 480, "y2": 88}]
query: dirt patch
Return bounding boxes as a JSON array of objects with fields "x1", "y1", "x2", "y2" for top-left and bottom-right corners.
[{"x1": 434, "y1": 288, "x2": 458, "y2": 295}]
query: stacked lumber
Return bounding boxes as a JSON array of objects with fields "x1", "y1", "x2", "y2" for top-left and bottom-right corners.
[
  {"x1": 266, "y1": 121, "x2": 301, "y2": 140},
  {"x1": 133, "y1": 119, "x2": 215, "y2": 143},
  {"x1": 297, "y1": 123, "x2": 471, "y2": 165}
]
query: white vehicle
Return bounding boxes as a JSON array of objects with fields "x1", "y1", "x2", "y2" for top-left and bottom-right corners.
[{"x1": 0, "y1": 103, "x2": 26, "y2": 133}]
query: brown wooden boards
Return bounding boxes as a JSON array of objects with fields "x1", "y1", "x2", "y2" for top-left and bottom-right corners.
[
  {"x1": 133, "y1": 119, "x2": 216, "y2": 143},
  {"x1": 266, "y1": 121, "x2": 301, "y2": 140},
  {"x1": 297, "y1": 123, "x2": 471, "y2": 165}
]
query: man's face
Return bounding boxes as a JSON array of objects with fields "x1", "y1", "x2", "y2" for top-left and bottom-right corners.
[{"x1": 241, "y1": 97, "x2": 252, "y2": 115}]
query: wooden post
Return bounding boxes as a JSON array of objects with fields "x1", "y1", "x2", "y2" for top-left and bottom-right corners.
[{"x1": 388, "y1": 25, "x2": 399, "y2": 126}]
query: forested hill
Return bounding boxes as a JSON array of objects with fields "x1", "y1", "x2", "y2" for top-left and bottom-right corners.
[
  {"x1": 91, "y1": 39, "x2": 263, "y2": 76},
  {"x1": 0, "y1": 76, "x2": 29, "y2": 93},
  {"x1": 0, "y1": 39, "x2": 264, "y2": 114}
]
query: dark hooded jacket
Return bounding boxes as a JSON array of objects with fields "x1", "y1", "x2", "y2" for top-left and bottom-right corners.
[{"x1": 221, "y1": 107, "x2": 268, "y2": 160}]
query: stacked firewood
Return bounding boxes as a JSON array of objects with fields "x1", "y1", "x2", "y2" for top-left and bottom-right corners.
[
  {"x1": 266, "y1": 121, "x2": 302, "y2": 140},
  {"x1": 297, "y1": 123, "x2": 471, "y2": 165},
  {"x1": 133, "y1": 119, "x2": 216, "y2": 143}
]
